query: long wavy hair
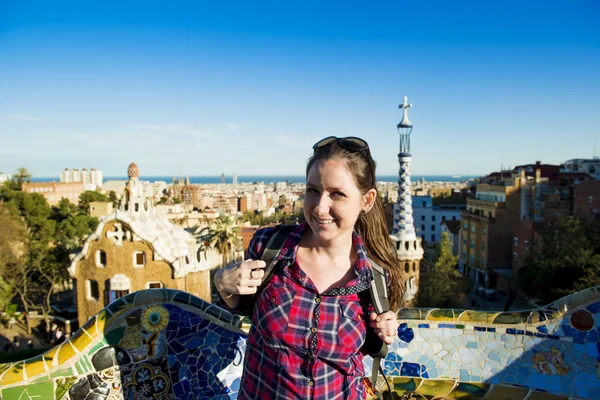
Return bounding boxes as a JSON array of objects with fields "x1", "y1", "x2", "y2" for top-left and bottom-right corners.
[{"x1": 306, "y1": 140, "x2": 404, "y2": 311}]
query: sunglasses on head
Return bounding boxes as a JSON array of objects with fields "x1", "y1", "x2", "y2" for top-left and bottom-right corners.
[{"x1": 312, "y1": 136, "x2": 375, "y2": 181}]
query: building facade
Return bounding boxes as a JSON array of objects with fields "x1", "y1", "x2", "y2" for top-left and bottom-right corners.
[
  {"x1": 60, "y1": 168, "x2": 103, "y2": 189},
  {"x1": 412, "y1": 195, "x2": 465, "y2": 244},
  {"x1": 22, "y1": 181, "x2": 86, "y2": 206},
  {"x1": 68, "y1": 163, "x2": 222, "y2": 326}
]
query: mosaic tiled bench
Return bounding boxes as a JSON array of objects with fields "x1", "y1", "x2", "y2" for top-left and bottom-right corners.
[{"x1": 1, "y1": 286, "x2": 599, "y2": 399}]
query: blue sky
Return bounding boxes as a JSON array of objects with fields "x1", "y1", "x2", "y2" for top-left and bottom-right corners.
[{"x1": 1, "y1": 1, "x2": 598, "y2": 178}]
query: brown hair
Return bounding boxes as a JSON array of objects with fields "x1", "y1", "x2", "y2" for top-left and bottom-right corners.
[{"x1": 306, "y1": 140, "x2": 404, "y2": 311}]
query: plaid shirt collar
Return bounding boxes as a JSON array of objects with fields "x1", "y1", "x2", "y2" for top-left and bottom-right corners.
[{"x1": 272, "y1": 222, "x2": 374, "y2": 294}]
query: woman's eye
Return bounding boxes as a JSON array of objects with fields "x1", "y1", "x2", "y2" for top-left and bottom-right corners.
[
  {"x1": 306, "y1": 188, "x2": 318, "y2": 193},
  {"x1": 332, "y1": 191, "x2": 346, "y2": 198}
]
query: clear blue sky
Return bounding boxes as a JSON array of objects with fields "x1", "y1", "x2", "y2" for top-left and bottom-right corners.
[{"x1": 1, "y1": 0, "x2": 598, "y2": 177}]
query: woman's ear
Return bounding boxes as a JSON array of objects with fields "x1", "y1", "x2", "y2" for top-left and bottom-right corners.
[{"x1": 362, "y1": 189, "x2": 377, "y2": 212}]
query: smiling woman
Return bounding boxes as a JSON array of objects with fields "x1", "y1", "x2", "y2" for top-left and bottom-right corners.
[{"x1": 214, "y1": 136, "x2": 404, "y2": 399}]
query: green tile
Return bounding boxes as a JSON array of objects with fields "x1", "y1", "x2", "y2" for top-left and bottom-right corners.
[
  {"x1": 3, "y1": 380, "x2": 54, "y2": 399},
  {"x1": 50, "y1": 367, "x2": 74, "y2": 379},
  {"x1": 88, "y1": 338, "x2": 108, "y2": 356},
  {"x1": 105, "y1": 327, "x2": 126, "y2": 345},
  {"x1": 55, "y1": 376, "x2": 79, "y2": 400}
]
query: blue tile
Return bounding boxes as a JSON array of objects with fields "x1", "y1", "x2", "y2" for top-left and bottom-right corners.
[
  {"x1": 418, "y1": 323, "x2": 430, "y2": 328},
  {"x1": 397, "y1": 323, "x2": 415, "y2": 343},
  {"x1": 537, "y1": 326, "x2": 549, "y2": 334},
  {"x1": 400, "y1": 362, "x2": 420, "y2": 377},
  {"x1": 487, "y1": 327, "x2": 496, "y2": 332},
  {"x1": 474, "y1": 327, "x2": 486, "y2": 332},
  {"x1": 587, "y1": 301, "x2": 600, "y2": 314},
  {"x1": 438, "y1": 323, "x2": 455, "y2": 328},
  {"x1": 466, "y1": 341, "x2": 478, "y2": 349}
]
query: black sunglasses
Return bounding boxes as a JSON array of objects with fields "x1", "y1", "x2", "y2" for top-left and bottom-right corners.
[{"x1": 312, "y1": 136, "x2": 375, "y2": 181}]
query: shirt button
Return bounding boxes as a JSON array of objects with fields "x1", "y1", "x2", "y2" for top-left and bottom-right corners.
[
  {"x1": 308, "y1": 380, "x2": 314, "y2": 387},
  {"x1": 311, "y1": 327, "x2": 317, "y2": 333},
  {"x1": 271, "y1": 297, "x2": 276, "y2": 303},
  {"x1": 315, "y1": 297, "x2": 321, "y2": 304}
]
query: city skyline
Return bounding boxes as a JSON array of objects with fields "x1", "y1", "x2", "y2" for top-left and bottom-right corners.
[{"x1": 1, "y1": 1, "x2": 599, "y2": 177}]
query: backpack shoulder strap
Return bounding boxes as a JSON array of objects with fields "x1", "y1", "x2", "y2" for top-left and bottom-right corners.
[
  {"x1": 236, "y1": 224, "x2": 295, "y2": 315},
  {"x1": 366, "y1": 257, "x2": 390, "y2": 400}
]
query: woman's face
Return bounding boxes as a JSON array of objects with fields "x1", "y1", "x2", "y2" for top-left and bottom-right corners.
[{"x1": 304, "y1": 158, "x2": 374, "y2": 245}]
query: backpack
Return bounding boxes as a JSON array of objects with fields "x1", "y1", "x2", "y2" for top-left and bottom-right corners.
[{"x1": 237, "y1": 224, "x2": 390, "y2": 399}]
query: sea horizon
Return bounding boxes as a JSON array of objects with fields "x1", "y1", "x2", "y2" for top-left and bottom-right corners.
[{"x1": 30, "y1": 175, "x2": 479, "y2": 184}]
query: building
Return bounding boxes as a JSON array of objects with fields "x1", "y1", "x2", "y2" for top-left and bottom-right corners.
[
  {"x1": 573, "y1": 180, "x2": 600, "y2": 220},
  {"x1": 0, "y1": 173, "x2": 9, "y2": 184},
  {"x1": 68, "y1": 163, "x2": 222, "y2": 326},
  {"x1": 22, "y1": 181, "x2": 86, "y2": 206},
  {"x1": 60, "y1": 168, "x2": 103, "y2": 189},
  {"x1": 459, "y1": 177, "x2": 523, "y2": 291},
  {"x1": 389, "y1": 97, "x2": 423, "y2": 303},
  {"x1": 412, "y1": 195, "x2": 465, "y2": 244},
  {"x1": 89, "y1": 201, "x2": 113, "y2": 218},
  {"x1": 562, "y1": 158, "x2": 600, "y2": 180}
]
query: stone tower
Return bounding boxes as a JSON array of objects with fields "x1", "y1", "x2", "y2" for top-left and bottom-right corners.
[{"x1": 390, "y1": 96, "x2": 424, "y2": 303}]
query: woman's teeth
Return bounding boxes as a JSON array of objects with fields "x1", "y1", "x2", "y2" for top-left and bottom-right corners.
[{"x1": 315, "y1": 218, "x2": 334, "y2": 224}]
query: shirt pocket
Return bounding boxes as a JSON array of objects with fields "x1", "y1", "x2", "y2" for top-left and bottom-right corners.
[
  {"x1": 255, "y1": 284, "x2": 296, "y2": 336},
  {"x1": 338, "y1": 300, "x2": 366, "y2": 350}
]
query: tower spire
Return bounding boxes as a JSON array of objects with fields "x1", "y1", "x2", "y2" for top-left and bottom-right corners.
[{"x1": 390, "y1": 96, "x2": 424, "y2": 303}]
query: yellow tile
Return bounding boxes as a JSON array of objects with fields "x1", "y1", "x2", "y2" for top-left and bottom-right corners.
[
  {"x1": 57, "y1": 342, "x2": 78, "y2": 365},
  {"x1": 70, "y1": 328, "x2": 94, "y2": 352},
  {"x1": 24, "y1": 356, "x2": 47, "y2": 380},
  {"x1": 458, "y1": 310, "x2": 497, "y2": 323},
  {"x1": 415, "y1": 379, "x2": 457, "y2": 398},
  {"x1": 94, "y1": 310, "x2": 108, "y2": 334},
  {"x1": 426, "y1": 309, "x2": 456, "y2": 321},
  {"x1": 41, "y1": 346, "x2": 59, "y2": 369},
  {"x1": 0, "y1": 362, "x2": 25, "y2": 386}
]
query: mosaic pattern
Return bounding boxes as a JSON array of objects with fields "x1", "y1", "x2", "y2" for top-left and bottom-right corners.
[
  {"x1": 391, "y1": 154, "x2": 416, "y2": 240},
  {"x1": 1, "y1": 286, "x2": 599, "y2": 399}
]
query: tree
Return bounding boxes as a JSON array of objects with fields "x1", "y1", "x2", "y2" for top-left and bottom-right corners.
[
  {"x1": 0, "y1": 204, "x2": 28, "y2": 313},
  {"x1": 518, "y1": 217, "x2": 600, "y2": 304},
  {"x1": 209, "y1": 216, "x2": 242, "y2": 268},
  {"x1": 78, "y1": 190, "x2": 108, "y2": 214},
  {"x1": 11, "y1": 167, "x2": 32, "y2": 189},
  {"x1": 416, "y1": 232, "x2": 460, "y2": 308}
]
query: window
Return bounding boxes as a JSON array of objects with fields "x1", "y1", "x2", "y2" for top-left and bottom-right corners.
[
  {"x1": 147, "y1": 282, "x2": 163, "y2": 289},
  {"x1": 421, "y1": 215, "x2": 425, "y2": 221},
  {"x1": 482, "y1": 242, "x2": 486, "y2": 250},
  {"x1": 590, "y1": 196, "x2": 594, "y2": 204},
  {"x1": 421, "y1": 224, "x2": 425, "y2": 232},
  {"x1": 471, "y1": 225, "x2": 476, "y2": 233},
  {"x1": 412, "y1": 262, "x2": 417, "y2": 272},
  {"x1": 422, "y1": 201, "x2": 426, "y2": 207},
  {"x1": 513, "y1": 252, "x2": 518, "y2": 263},
  {"x1": 470, "y1": 254, "x2": 475, "y2": 263},
  {"x1": 432, "y1": 215, "x2": 436, "y2": 221},
  {"x1": 463, "y1": 237, "x2": 467, "y2": 245},
  {"x1": 514, "y1": 237, "x2": 518, "y2": 247},
  {"x1": 452, "y1": 216, "x2": 456, "y2": 220},
  {"x1": 106, "y1": 290, "x2": 129, "y2": 305},
  {"x1": 95, "y1": 250, "x2": 107, "y2": 268},
  {"x1": 482, "y1": 226, "x2": 487, "y2": 234},
  {"x1": 442, "y1": 216, "x2": 446, "y2": 221},
  {"x1": 463, "y1": 222, "x2": 468, "y2": 229},
  {"x1": 524, "y1": 240, "x2": 529, "y2": 251},
  {"x1": 431, "y1": 234, "x2": 436, "y2": 242},
  {"x1": 431, "y1": 225, "x2": 435, "y2": 231},
  {"x1": 481, "y1": 256, "x2": 486, "y2": 266},
  {"x1": 133, "y1": 251, "x2": 146, "y2": 267},
  {"x1": 87, "y1": 280, "x2": 99, "y2": 301},
  {"x1": 404, "y1": 263, "x2": 410, "y2": 273},
  {"x1": 421, "y1": 234, "x2": 425, "y2": 241},
  {"x1": 470, "y1": 240, "x2": 475, "y2": 249}
]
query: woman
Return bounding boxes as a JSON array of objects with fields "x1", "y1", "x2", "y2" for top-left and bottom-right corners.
[{"x1": 214, "y1": 136, "x2": 402, "y2": 399}]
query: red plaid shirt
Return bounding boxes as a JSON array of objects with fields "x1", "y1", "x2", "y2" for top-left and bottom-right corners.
[{"x1": 237, "y1": 223, "x2": 374, "y2": 400}]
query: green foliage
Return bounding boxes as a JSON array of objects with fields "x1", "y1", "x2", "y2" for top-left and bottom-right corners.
[
  {"x1": 11, "y1": 167, "x2": 32, "y2": 189},
  {"x1": 240, "y1": 209, "x2": 304, "y2": 226},
  {"x1": 209, "y1": 216, "x2": 242, "y2": 268},
  {"x1": 518, "y1": 217, "x2": 600, "y2": 303},
  {"x1": 78, "y1": 190, "x2": 108, "y2": 213},
  {"x1": 416, "y1": 232, "x2": 461, "y2": 308}
]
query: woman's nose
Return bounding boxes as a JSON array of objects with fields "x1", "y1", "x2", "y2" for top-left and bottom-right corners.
[{"x1": 314, "y1": 194, "x2": 330, "y2": 214}]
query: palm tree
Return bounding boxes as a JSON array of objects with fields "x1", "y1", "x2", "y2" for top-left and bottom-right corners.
[
  {"x1": 12, "y1": 167, "x2": 32, "y2": 189},
  {"x1": 209, "y1": 216, "x2": 242, "y2": 268}
]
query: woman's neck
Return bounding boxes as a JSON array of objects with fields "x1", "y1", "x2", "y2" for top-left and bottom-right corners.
[{"x1": 302, "y1": 229, "x2": 355, "y2": 264}]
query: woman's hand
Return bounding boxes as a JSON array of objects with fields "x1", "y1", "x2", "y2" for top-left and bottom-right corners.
[
  {"x1": 369, "y1": 311, "x2": 399, "y2": 345},
  {"x1": 214, "y1": 259, "x2": 267, "y2": 306}
]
